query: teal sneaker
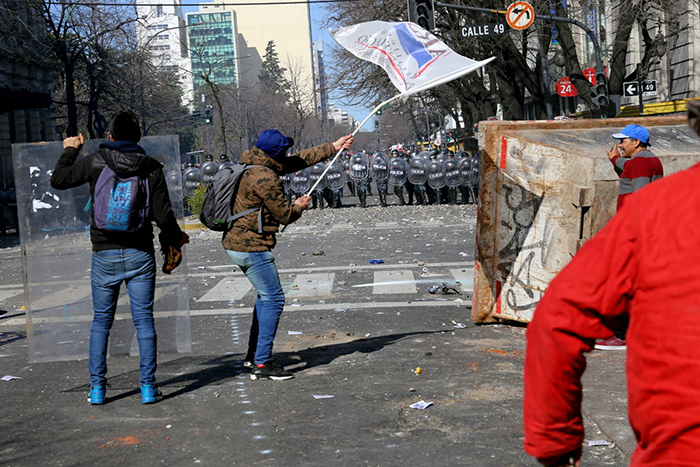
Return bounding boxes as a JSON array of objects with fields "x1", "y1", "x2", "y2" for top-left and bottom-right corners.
[
  {"x1": 141, "y1": 383, "x2": 162, "y2": 404},
  {"x1": 87, "y1": 384, "x2": 107, "y2": 405}
]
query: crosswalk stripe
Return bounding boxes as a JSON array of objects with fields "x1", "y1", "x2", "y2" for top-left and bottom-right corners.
[
  {"x1": 286, "y1": 273, "x2": 335, "y2": 298},
  {"x1": 449, "y1": 268, "x2": 474, "y2": 291},
  {"x1": 0, "y1": 289, "x2": 23, "y2": 302},
  {"x1": 372, "y1": 270, "x2": 417, "y2": 294},
  {"x1": 197, "y1": 277, "x2": 253, "y2": 302}
]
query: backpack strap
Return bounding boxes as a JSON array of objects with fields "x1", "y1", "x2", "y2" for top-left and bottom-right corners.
[{"x1": 227, "y1": 164, "x2": 266, "y2": 234}]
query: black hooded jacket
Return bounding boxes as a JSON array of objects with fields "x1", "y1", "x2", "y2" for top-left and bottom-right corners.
[{"x1": 50, "y1": 141, "x2": 183, "y2": 252}]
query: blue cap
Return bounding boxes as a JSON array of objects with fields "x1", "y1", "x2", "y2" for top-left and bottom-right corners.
[
  {"x1": 256, "y1": 130, "x2": 294, "y2": 159},
  {"x1": 611, "y1": 124, "x2": 650, "y2": 145}
]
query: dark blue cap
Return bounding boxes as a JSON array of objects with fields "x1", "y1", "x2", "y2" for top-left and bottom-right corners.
[{"x1": 256, "y1": 130, "x2": 294, "y2": 159}]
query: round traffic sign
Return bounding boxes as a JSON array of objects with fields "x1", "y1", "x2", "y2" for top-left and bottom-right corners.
[{"x1": 506, "y1": 2, "x2": 535, "y2": 30}]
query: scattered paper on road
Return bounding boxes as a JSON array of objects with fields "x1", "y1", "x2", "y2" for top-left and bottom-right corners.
[
  {"x1": 453, "y1": 323, "x2": 467, "y2": 329},
  {"x1": 288, "y1": 331, "x2": 302, "y2": 335},
  {"x1": 312, "y1": 395, "x2": 334, "y2": 399},
  {"x1": 588, "y1": 440, "x2": 611, "y2": 446},
  {"x1": 409, "y1": 400, "x2": 433, "y2": 410},
  {"x1": 2, "y1": 375, "x2": 22, "y2": 381}
]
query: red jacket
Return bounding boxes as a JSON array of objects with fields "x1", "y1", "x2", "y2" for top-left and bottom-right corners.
[{"x1": 524, "y1": 162, "x2": 700, "y2": 466}]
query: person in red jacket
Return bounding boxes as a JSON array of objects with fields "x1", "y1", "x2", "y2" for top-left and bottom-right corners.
[
  {"x1": 595, "y1": 124, "x2": 663, "y2": 350},
  {"x1": 523, "y1": 103, "x2": 700, "y2": 466}
]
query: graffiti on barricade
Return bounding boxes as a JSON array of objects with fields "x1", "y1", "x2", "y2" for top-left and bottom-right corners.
[{"x1": 497, "y1": 182, "x2": 551, "y2": 316}]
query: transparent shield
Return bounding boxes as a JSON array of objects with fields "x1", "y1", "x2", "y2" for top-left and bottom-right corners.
[
  {"x1": 12, "y1": 136, "x2": 191, "y2": 363},
  {"x1": 291, "y1": 169, "x2": 310, "y2": 193},
  {"x1": 325, "y1": 161, "x2": 346, "y2": 190},
  {"x1": 459, "y1": 156, "x2": 471, "y2": 186},
  {"x1": 308, "y1": 163, "x2": 327, "y2": 191},
  {"x1": 280, "y1": 173, "x2": 292, "y2": 193},
  {"x1": 407, "y1": 157, "x2": 428, "y2": 185},
  {"x1": 348, "y1": 153, "x2": 369, "y2": 181},
  {"x1": 444, "y1": 159, "x2": 463, "y2": 187},
  {"x1": 370, "y1": 153, "x2": 389, "y2": 181},
  {"x1": 388, "y1": 157, "x2": 407, "y2": 187},
  {"x1": 427, "y1": 160, "x2": 447, "y2": 189}
]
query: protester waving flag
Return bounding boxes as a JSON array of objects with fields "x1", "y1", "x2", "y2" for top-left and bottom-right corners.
[
  {"x1": 330, "y1": 21, "x2": 495, "y2": 97},
  {"x1": 300, "y1": 20, "x2": 495, "y2": 198}
]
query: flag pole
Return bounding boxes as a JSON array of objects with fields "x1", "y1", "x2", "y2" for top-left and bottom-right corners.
[{"x1": 304, "y1": 93, "x2": 404, "y2": 196}]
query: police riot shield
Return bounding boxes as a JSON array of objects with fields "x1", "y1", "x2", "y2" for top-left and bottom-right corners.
[
  {"x1": 280, "y1": 173, "x2": 292, "y2": 193},
  {"x1": 417, "y1": 151, "x2": 432, "y2": 161},
  {"x1": 427, "y1": 160, "x2": 447, "y2": 189},
  {"x1": 469, "y1": 152, "x2": 480, "y2": 186},
  {"x1": 183, "y1": 165, "x2": 202, "y2": 198},
  {"x1": 291, "y1": 168, "x2": 310, "y2": 194},
  {"x1": 308, "y1": 163, "x2": 327, "y2": 191},
  {"x1": 11, "y1": 136, "x2": 191, "y2": 363},
  {"x1": 444, "y1": 159, "x2": 463, "y2": 187},
  {"x1": 407, "y1": 156, "x2": 428, "y2": 185},
  {"x1": 348, "y1": 152, "x2": 369, "y2": 181},
  {"x1": 459, "y1": 156, "x2": 472, "y2": 186},
  {"x1": 325, "y1": 160, "x2": 346, "y2": 190},
  {"x1": 388, "y1": 157, "x2": 407, "y2": 187},
  {"x1": 370, "y1": 153, "x2": 389, "y2": 181},
  {"x1": 200, "y1": 159, "x2": 220, "y2": 185}
]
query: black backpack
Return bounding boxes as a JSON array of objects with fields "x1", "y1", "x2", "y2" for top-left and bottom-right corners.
[{"x1": 199, "y1": 163, "x2": 264, "y2": 233}]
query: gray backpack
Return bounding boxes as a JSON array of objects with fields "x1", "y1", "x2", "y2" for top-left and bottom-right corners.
[{"x1": 199, "y1": 163, "x2": 264, "y2": 233}]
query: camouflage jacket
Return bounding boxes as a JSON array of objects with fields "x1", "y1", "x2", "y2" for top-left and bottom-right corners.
[{"x1": 222, "y1": 142, "x2": 336, "y2": 252}]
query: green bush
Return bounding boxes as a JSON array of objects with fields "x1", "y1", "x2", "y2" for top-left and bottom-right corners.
[{"x1": 186, "y1": 184, "x2": 208, "y2": 216}]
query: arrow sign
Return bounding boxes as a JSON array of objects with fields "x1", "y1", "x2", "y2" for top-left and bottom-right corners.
[{"x1": 623, "y1": 82, "x2": 639, "y2": 97}]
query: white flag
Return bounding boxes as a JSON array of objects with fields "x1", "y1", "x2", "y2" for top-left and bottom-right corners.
[{"x1": 330, "y1": 21, "x2": 495, "y2": 97}]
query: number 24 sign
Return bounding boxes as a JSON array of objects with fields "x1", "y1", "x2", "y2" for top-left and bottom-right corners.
[{"x1": 556, "y1": 77, "x2": 578, "y2": 97}]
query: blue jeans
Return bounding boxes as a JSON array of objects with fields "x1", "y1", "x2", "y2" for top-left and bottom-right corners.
[
  {"x1": 225, "y1": 250, "x2": 285, "y2": 365},
  {"x1": 90, "y1": 249, "x2": 156, "y2": 386}
]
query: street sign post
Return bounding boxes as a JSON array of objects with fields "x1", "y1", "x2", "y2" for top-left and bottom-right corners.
[
  {"x1": 642, "y1": 80, "x2": 658, "y2": 96},
  {"x1": 506, "y1": 2, "x2": 535, "y2": 30},
  {"x1": 623, "y1": 82, "x2": 639, "y2": 97},
  {"x1": 461, "y1": 23, "x2": 508, "y2": 37}
]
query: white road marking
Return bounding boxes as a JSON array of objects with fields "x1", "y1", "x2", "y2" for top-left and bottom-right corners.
[
  {"x1": 286, "y1": 273, "x2": 335, "y2": 298},
  {"x1": 197, "y1": 277, "x2": 253, "y2": 302},
  {"x1": 372, "y1": 271, "x2": 417, "y2": 294},
  {"x1": 449, "y1": 268, "x2": 474, "y2": 290}
]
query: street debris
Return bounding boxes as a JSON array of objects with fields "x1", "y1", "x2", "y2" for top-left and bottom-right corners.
[
  {"x1": 312, "y1": 395, "x2": 334, "y2": 399},
  {"x1": 453, "y1": 322, "x2": 467, "y2": 329},
  {"x1": 428, "y1": 283, "x2": 462, "y2": 295},
  {"x1": 409, "y1": 400, "x2": 433, "y2": 410},
  {"x1": 288, "y1": 331, "x2": 302, "y2": 335},
  {"x1": 369, "y1": 259, "x2": 384, "y2": 264},
  {"x1": 459, "y1": 252, "x2": 468, "y2": 257},
  {"x1": 2, "y1": 375, "x2": 22, "y2": 381},
  {"x1": 312, "y1": 250, "x2": 325, "y2": 256},
  {"x1": 414, "y1": 367, "x2": 422, "y2": 374},
  {"x1": 588, "y1": 440, "x2": 611, "y2": 446}
]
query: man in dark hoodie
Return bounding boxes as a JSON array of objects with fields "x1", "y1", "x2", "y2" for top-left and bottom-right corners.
[
  {"x1": 51, "y1": 111, "x2": 188, "y2": 405},
  {"x1": 224, "y1": 129, "x2": 353, "y2": 380}
]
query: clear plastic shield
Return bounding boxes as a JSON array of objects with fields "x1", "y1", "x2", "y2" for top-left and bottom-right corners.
[
  {"x1": 388, "y1": 157, "x2": 407, "y2": 187},
  {"x1": 469, "y1": 152, "x2": 480, "y2": 186},
  {"x1": 200, "y1": 160, "x2": 220, "y2": 185},
  {"x1": 308, "y1": 163, "x2": 327, "y2": 191},
  {"x1": 417, "y1": 151, "x2": 432, "y2": 161},
  {"x1": 280, "y1": 173, "x2": 292, "y2": 193},
  {"x1": 444, "y1": 159, "x2": 463, "y2": 187},
  {"x1": 407, "y1": 157, "x2": 428, "y2": 185},
  {"x1": 370, "y1": 153, "x2": 389, "y2": 181},
  {"x1": 348, "y1": 153, "x2": 369, "y2": 181},
  {"x1": 427, "y1": 160, "x2": 447, "y2": 189},
  {"x1": 12, "y1": 136, "x2": 191, "y2": 363},
  {"x1": 325, "y1": 161, "x2": 346, "y2": 190},
  {"x1": 183, "y1": 166, "x2": 202, "y2": 198},
  {"x1": 291, "y1": 169, "x2": 310, "y2": 193}
]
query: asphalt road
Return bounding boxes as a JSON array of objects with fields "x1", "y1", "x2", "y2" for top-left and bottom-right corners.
[{"x1": 0, "y1": 196, "x2": 631, "y2": 466}]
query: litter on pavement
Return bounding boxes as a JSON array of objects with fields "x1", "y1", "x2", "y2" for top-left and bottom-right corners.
[
  {"x1": 428, "y1": 283, "x2": 462, "y2": 295},
  {"x1": 2, "y1": 375, "x2": 22, "y2": 381},
  {"x1": 312, "y1": 395, "x2": 334, "y2": 399},
  {"x1": 588, "y1": 440, "x2": 611, "y2": 446},
  {"x1": 369, "y1": 259, "x2": 384, "y2": 264},
  {"x1": 409, "y1": 400, "x2": 433, "y2": 410}
]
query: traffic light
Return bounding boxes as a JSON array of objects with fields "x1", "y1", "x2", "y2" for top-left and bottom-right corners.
[
  {"x1": 204, "y1": 106, "x2": 213, "y2": 125},
  {"x1": 408, "y1": 0, "x2": 435, "y2": 30},
  {"x1": 376, "y1": 109, "x2": 382, "y2": 115},
  {"x1": 591, "y1": 70, "x2": 609, "y2": 111},
  {"x1": 375, "y1": 120, "x2": 380, "y2": 129}
]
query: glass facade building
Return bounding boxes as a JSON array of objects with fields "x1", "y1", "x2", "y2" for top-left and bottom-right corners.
[{"x1": 187, "y1": 11, "x2": 239, "y2": 90}]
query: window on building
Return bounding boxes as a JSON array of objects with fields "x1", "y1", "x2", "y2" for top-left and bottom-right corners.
[{"x1": 156, "y1": 5, "x2": 164, "y2": 16}]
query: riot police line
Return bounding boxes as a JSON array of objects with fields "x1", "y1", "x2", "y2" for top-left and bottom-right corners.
[{"x1": 181, "y1": 150, "x2": 480, "y2": 211}]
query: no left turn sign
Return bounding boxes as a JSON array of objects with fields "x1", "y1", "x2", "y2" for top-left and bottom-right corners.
[{"x1": 506, "y1": 1, "x2": 535, "y2": 30}]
